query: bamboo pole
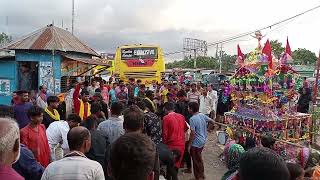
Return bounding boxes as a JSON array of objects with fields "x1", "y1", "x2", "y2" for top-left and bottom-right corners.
[{"x1": 212, "y1": 121, "x2": 317, "y2": 149}]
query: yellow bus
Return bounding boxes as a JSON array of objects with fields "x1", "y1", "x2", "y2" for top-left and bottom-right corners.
[{"x1": 114, "y1": 44, "x2": 165, "y2": 84}]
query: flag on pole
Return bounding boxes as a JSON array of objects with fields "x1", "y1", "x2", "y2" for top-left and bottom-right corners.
[
  {"x1": 285, "y1": 37, "x2": 293, "y2": 62},
  {"x1": 237, "y1": 44, "x2": 245, "y2": 65},
  {"x1": 262, "y1": 39, "x2": 273, "y2": 69},
  {"x1": 285, "y1": 37, "x2": 292, "y2": 57},
  {"x1": 281, "y1": 37, "x2": 293, "y2": 64}
]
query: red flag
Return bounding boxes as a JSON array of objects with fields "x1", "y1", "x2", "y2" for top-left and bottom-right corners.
[
  {"x1": 281, "y1": 37, "x2": 292, "y2": 64},
  {"x1": 237, "y1": 44, "x2": 245, "y2": 64},
  {"x1": 285, "y1": 37, "x2": 292, "y2": 56},
  {"x1": 262, "y1": 39, "x2": 272, "y2": 69}
]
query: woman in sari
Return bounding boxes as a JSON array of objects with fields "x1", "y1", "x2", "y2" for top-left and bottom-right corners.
[
  {"x1": 221, "y1": 144, "x2": 245, "y2": 180},
  {"x1": 297, "y1": 147, "x2": 320, "y2": 178},
  {"x1": 223, "y1": 129, "x2": 242, "y2": 164}
]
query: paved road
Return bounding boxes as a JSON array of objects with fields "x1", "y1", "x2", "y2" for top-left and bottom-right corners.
[{"x1": 178, "y1": 131, "x2": 227, "y2": 180}]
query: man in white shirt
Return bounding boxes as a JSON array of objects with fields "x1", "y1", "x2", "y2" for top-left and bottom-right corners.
[
  {"x1": 41, "y1": 126, "x2": 105, "y2": 180},
  {"x1": 46, "y1": 114, "x2": 82, "y2": 161},
  {"x1": 199, "y1": 89, "x2": 214, "y2": 116},
  {"x1": 207, "y1": 84, "x2": 218, "y2": 119}
]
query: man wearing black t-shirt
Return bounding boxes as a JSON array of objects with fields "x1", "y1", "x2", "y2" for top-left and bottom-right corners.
[{"x1": 175, "y1": 90, "x2": 192, "y2": 173}]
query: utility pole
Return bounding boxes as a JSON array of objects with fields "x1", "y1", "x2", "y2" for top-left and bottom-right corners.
[
  {"x1": 193, "y1": 49, "x2": 197, "y2": 69},
  {"x1": 219, "y1": 44, "x2": 223, "y2": 73},
  {"x1": 72, "y1": 0, "x2": 75, "y2": 34},
  {"x1": 215, "y1": 44, "x2": 219, "y2": 59}
]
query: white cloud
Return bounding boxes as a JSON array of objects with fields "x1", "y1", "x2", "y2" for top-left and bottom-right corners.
[{"x1": 0, "y1": 0, "x2": 319, "y2": 59}]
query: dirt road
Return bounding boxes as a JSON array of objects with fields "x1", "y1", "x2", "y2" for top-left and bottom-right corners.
[{"x1": 178, "y1": 131, "x2": 227, "y2": 180}]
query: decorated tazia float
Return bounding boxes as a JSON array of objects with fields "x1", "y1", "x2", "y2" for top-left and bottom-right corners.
[{"x1": 222, "y1": 31, "x2": 312, "y2": 159}]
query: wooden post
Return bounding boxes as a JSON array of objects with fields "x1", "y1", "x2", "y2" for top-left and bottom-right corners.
[
  {"x1": 312, "y1": 51, "x2": 320, "y2": 144},
  {"x1": 313, "y1": 50, "x2": 320, "y2": 104}
]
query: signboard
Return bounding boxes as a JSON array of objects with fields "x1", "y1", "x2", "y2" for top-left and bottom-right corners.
[
  {"x1": 101, "y1": 53, "x2": 115, "y2": 60},
  {"x1": 126, "y1": 59, "x2": 155, "y2": 67},
  {"x1": 0, "y1": 79, "x2": 10, "y2": 95},
  {"x1": 55, "y1": 79, "x2": 61, "y2": 94},
  {"x1": 121, "y1": 47, "x2": 157, "y2": 60},
  {"x1": 39, "y1": 62, "x2": 54, "y2": 94}
]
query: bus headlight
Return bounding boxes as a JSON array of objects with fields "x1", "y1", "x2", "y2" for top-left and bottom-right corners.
[{"x1": 161, "y1": 72, "x2": 165, "y2": 77}]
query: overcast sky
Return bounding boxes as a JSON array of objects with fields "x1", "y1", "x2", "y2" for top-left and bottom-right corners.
[{"x1": 0, "y1": 0, "x2": 320, "y2": 62}]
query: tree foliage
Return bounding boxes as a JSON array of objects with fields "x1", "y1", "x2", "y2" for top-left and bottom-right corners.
[
  {"x1": 270, "y1": 40, "x2": 285, "y2": 59},
  {"x1": 292, "y1": 48, "x2": 317, "y2": 65},
  {"x1": 166, "y1": 57, "x2": 218, "y2": 69},
  {"x1": 166, "y1": 39, "x2": 318, "y2": 70},
  {"x1": 0, "y1": 32, "x2": 12, "y2": 45},
  {"x1": 166, "y1": 54, "x2": 236, "y2": 72}
]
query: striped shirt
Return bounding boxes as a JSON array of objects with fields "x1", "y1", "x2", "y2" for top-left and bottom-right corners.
[
  {"x1": 41, "y1": 154, "x2": 104, "y2": 180},
  {"x1": 187, "y1": 91, "x2": 201, "y2": 103}
]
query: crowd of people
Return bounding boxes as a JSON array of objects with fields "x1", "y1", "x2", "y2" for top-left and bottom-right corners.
[{"x1": 0, "y1": 76, "x2": 318, "y2": 180}]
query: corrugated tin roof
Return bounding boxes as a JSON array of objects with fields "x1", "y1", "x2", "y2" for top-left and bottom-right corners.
[
  {"x1": 61, "y1": 53, "x2": 110, "y2": 66},
  {"x1": 293, "y1": 65, "x2": 315, "y2": 72},
  {"x1": 3, "y1": 24, "x2": 99, "y2": 56}
]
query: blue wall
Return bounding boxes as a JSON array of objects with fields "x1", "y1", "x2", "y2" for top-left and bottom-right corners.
[
  {"x1": 0, "y1": 60, "x2": 17, "y2": 105},
  {"x1": 16, "y1": 50, "x2": 62, "y2": 95},
  {"x1": 0, "y1": 50, "x2": 93, "y2": 105},
  {"x1": 16, "y1": 50, "x2": 61, "y2": 80}
]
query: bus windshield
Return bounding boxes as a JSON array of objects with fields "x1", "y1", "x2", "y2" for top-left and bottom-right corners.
[{"x1": 121, "y1": 47, "x2": 158, "y2": 60}]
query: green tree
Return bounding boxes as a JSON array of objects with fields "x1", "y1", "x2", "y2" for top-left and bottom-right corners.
[
  {"x1": 166, "y1": 56, "x2": 220, "y2": 69},
  {"x1": 270, "y1": 40, "x2": 285, "y2": 59},
  {"x1": 165, "y1": 55, "x2": 237, "y2": 72},
  {"x1": 223, "y1": 54, "x2": 237, "y2": 72},
  {"x1": 292, "y1": 48, "x2": 317, "y2": 65},
  {"x1": 0, "y1": 32, "x2": 12, "y2": 45}
]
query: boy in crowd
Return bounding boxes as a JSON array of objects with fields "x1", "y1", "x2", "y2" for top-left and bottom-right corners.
[
  {"x1": 20, "y1": 106, "x2": 50, "y2": 167},
  {"x1": 117, "y1": 85, "x2": 128, "y2": 105},
  {"x1": 14, "y1": 90, "x2": 33, "y2": 129},
  {"x1": 109, "y1": 82, "x2": 118, "y2": 105},
  {"x1": 43, "y1": 96, "x2": 60, "y2": 128}
]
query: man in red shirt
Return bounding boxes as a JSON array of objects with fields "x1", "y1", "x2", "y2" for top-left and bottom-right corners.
[
  {"x1": 162, "y1": 102, "x2": 189, "y2": 169},
  {"x1": 73, "y1": 82, "x2": 91, "y2": 120},
  {"x1": 20, "y1": 106, "x2": 50, "y2": 167}
]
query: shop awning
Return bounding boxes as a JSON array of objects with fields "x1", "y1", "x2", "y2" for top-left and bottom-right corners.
[{"x1": 61, "y1": 53, "x2": 110, "y2": 67}]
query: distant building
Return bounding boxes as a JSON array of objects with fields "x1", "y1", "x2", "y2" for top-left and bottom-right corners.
[
  {"x1": 0, "y1": 24, "x2": 108, "y2": 105},
  {"x1": 292, "y1": 65, "x2": 315, "y2": 78}
]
